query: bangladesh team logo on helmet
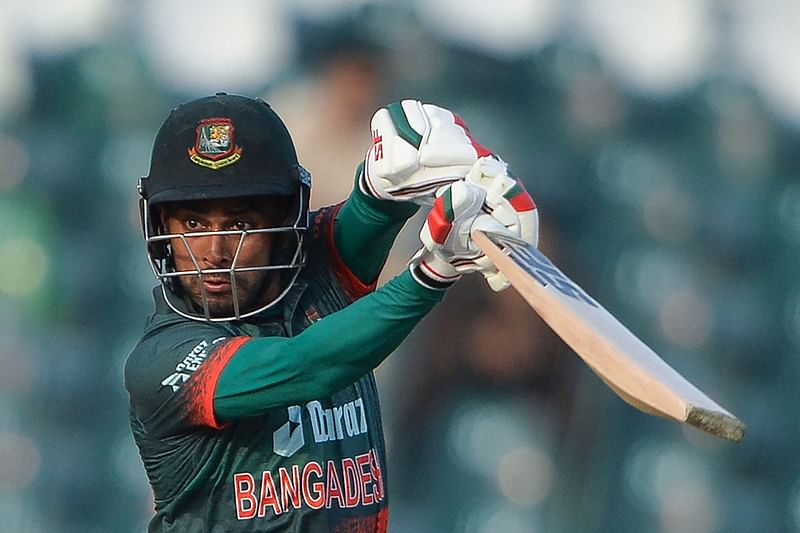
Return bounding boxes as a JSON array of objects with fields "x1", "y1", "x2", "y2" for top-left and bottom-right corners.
[{"x1": 188, "y1": 117, "x2": 243, "y2": 170}]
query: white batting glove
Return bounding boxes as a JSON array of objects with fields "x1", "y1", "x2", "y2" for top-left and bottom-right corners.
[
  {"x1": 466, "y1": 156, "x2": 539, "y2": 290},
  {"x1": 409, "y1": 172, "x2": 539, "y2": 292},
  {"x1": 359, "y1": 100, "x2": 492, "y2": 206},
  {"x1": 469, "y1": 157, "x2": 538, "y2": 240}
]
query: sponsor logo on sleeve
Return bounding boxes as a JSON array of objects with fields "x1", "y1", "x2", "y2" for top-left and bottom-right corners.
[{"x1": 160, "y1": 337, "x2": 227, "y2": 392}]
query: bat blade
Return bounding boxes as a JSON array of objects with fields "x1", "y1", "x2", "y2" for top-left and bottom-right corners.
[{"x1": 473, "y1": 230, "x2": 746, "y2": 443}]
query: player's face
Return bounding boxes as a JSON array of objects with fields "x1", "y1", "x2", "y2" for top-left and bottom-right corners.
[{"x1": 159, "y1": 197, "x2": 286, "y2": 317}]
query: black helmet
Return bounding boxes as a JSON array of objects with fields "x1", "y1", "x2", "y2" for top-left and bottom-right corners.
[{"x1": 138, "y1": 93, "x2": 312, "y2": 322}]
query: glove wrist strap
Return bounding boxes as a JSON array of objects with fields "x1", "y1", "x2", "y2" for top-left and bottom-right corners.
[{"x1": 408, "y1": 250, "x2": 460, "y2": 291}]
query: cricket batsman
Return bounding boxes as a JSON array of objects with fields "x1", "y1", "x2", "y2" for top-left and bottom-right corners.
[{"x1": 125, "y1": 93, "x2": 538, "y2": 532}]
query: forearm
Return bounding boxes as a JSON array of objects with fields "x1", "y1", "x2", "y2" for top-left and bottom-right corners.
[
  {"x1": 214, "y1": 270, "x2": 441, "y2": 420},
  {"x1": 334, "y1": 164, "x2": 418, "y2": 283}
]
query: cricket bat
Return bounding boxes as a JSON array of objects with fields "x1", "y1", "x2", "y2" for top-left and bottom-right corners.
[{"x1": 473, "y1": 230, "x2": 746, "y2": 443}]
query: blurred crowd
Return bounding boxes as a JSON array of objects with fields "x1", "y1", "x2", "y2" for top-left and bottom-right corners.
[{"x1": 0, "y1": 2, "x2": 799, "y2": 532}]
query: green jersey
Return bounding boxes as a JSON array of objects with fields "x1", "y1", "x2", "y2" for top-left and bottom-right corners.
[{"x1": 125, "y1": 193, "x2": 442, "y2": 532}]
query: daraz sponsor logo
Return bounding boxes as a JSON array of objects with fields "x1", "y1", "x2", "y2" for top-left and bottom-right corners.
[
  {"x1": 273, "y1": 398, "x2": 369, "y2": 457},
  {"x1": 306, "y1": 398, "x2": 368, "y2": 443}
]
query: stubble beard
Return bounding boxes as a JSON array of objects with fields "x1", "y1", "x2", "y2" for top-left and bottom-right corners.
[{"x1": 181, "y1": 271, "x2": 277, "y2": 317}]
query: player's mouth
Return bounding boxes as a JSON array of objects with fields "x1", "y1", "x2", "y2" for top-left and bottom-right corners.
[{"x1": 201, "y1": 277, "x2": 231, "y2": 294}]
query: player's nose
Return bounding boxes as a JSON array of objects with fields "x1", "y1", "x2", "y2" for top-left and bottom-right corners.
[{"x1": 202, "y1": 233, "x2": 232, "y2": 267}]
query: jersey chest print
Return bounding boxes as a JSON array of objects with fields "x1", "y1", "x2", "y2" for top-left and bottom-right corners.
[{"x1": 235, "y1": 399, "x2": 385, "y2": 522}]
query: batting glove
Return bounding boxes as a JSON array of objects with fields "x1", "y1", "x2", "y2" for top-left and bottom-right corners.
[
  {"x1": 359, "y1": 99, "x2": 492, "y2": 206},
  {"x1": 410, "y1": 170, "x2": 538, "y2": 292}
]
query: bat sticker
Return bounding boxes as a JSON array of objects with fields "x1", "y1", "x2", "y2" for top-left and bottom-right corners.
[{"x1": 491, "y1": 233, "x2": 597, "y2": 308}]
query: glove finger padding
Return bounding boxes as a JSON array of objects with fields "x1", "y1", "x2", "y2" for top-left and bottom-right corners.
[
  {"x1": 467, "y1": 156, "x2": 539, "y2": 291},
  {"x1": 421, "y1": 180, "x2": 485, "y2": 256},
  {"x1": 410, "y1": 181, "x2": 485, "y2": 290},
  {"x1": 361, "y1": 100, "x2": 492, "y2": 206},
  {"x1": 467, "y1": 156, "x2": 538, "y2": 245},
  {"x1": 410, "y1": 158, "x2": 540, "y2": 292}
]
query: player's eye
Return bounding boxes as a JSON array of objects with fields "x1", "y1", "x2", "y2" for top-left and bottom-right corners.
[
  {"x1": 185, "y1": 218, "x2": 201, "y2": 230},
  {"x1": 232, "y1": 220, "x2": 252, "y2": 231}
]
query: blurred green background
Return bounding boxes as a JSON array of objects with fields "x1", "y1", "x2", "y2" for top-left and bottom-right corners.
[{"x1": 0, "y1": 1, "x2": 798, "y2": 532}]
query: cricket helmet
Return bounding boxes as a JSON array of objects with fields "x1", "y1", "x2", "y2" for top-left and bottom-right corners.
[{"x1": 138, "y1": 93, "x2": 312, "y2": 322}]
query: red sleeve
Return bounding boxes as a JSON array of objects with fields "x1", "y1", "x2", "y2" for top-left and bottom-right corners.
[{"x1": 184, "y1": 336, "x2": 252, "y2": 429}]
